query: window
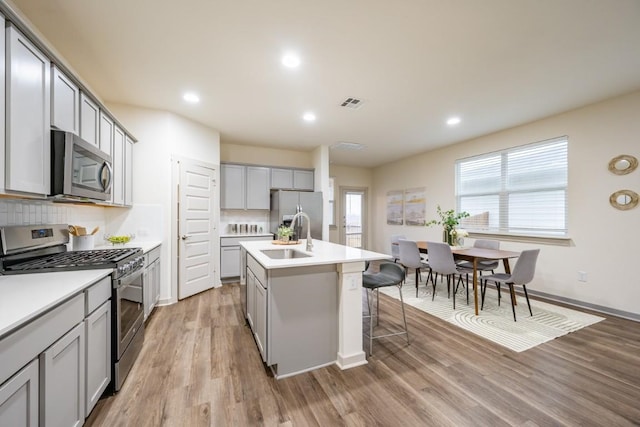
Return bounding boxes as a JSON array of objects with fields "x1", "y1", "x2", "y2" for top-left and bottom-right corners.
[
  {"x1": 456, "y1": 136, "x2": 568, "y2": 237},
  {"x1": 328, "y1": 177, "x2": 335, "y2": 226}
]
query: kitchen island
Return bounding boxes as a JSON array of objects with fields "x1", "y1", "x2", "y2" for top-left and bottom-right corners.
[{"x1": 240, "y1": 239, "x2": 390, "y2": 378}]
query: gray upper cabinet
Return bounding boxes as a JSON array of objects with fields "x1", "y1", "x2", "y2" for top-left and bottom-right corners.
[
  {"x1": 125, "y1": 135, "x2": 133, "y2": 206},
  {"x1": 270, "y1": 167, "x2": 314, "y2": 191},
  {"x1": 293, "y1": 169, "x2": 314, "y2": 191},
  {"x1": 51, "y1": 65, "x2": 79, "y2": 134},
  {"x1": 99, "y1": 111, "x2": 113, "y2": 156},
  {"x1": 270, "y1": 168, "x2": 293, "y2": 189},
  {"x1": 79, "y1": 91, "x2": 99, "y2": 147},
  {"x1": 221, "y1": 164, "x2": 245, "y2": 209},
  {"x1": 112, "y1": 125, "x2": 125, "y2": 205},
  {"x1": 246, "y1": 166, "x2": 270, "y2": 209},
  {"x1": 221, "y1": 164, "x2": 270, "y2": 210},
  {"x1": 5, "y1": 24, "x2": 50, "y2": 196}
]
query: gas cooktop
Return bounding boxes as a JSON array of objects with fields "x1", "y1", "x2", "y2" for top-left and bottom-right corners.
[{"x1": 5, "y1": 248, "x2": 140, "y2": 272}]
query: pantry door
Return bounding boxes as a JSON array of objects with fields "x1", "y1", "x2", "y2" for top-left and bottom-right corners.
[{"x1": 177, "y1": 159, "x2": 218, "y2": 300}]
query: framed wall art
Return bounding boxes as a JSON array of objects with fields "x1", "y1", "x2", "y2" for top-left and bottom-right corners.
[
  {"x1": 386, "y1": 190, "x2": 404, "y2": 225},
  {"x1": 404, "y1": 187, "x2": 426, "y2": 226}
]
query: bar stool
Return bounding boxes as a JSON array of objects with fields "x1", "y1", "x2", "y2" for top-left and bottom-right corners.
[{"x1": 362, "y1": 262, "x2": 409, "y2": 356}]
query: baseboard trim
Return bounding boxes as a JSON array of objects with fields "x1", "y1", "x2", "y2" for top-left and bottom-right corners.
[{"x1": 525, "y1": 289, "x2": 640, "y2": 322}]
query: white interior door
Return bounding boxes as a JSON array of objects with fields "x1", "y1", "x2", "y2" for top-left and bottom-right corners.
[
  {"x1": 340, "y1": 188, "x2": 366, "y2": 248},
  {"x1": 178, "y1": 160, "x2": 217, "y2": 300}
]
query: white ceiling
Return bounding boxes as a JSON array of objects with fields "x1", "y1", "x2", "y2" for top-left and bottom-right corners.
[{"x1": 9, "y1": 0, "x2": 640, "y2": 167}]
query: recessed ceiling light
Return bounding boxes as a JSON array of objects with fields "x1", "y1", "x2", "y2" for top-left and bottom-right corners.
[
  {"x1": 183, "y1": 92, "x2": 200, "y2": 103},
  {"x1": 282, "y1": 53, "x2": 301, "y2": 68},
  {"x1": 446, "y1": 116, "x2": 461, "y2": 126},
  {"x1": 303, "y1": 112, "x2": 316, "y2": 122}
]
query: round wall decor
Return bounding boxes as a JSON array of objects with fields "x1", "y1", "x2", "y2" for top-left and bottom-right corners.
[
  {"x1": 609, "y1": 189, "x2": 639, "y2": 210},
  {"x1": 608, "y1": 155, "x2": 638, "y2": 175}
]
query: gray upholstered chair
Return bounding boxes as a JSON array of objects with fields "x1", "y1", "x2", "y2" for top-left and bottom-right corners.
[
  {"x1": 457, "y1": 239, "x2": 501, "y2": 273},
  {"x1": 362, "y1": 262, "x2": 408, "y2": 356},
  {"x1": 426, "y1": 242, "x2": 470, "y2": 309},
  {"x1": 480, "y1": 249, "x2": 540, "y2": 321},
  {"x1": 398, "y1": 239, "x2": 432, "y2": 297},
  {"x1": 390, "y1": 234, "x2": 406, "y2": 263}
]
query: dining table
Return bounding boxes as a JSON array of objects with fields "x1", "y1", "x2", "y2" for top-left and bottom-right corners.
[{"x1": 414, "y1": 241, "x2": 521, "y2": 315}]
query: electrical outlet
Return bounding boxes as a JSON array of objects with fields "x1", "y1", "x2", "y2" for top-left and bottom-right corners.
[
  {"x1": 348, "y1": 276, "x2": 358, "y2": 290},
  {"x1": 578, "y1": 271, "x2": 588, "y2": 282}
]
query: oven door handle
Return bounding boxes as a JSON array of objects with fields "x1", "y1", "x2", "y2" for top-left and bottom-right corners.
[{"x1": 114, "y1": 266, "x2": 144, "y2": 288}]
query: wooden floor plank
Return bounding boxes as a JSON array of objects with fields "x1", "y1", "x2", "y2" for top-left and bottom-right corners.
[{"x1": 85, "y1": 281, "x2": 640, "y2": 427}]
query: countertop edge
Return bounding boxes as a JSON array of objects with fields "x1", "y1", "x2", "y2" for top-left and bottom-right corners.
[{"x1": 0, "y1": 269, "x2": 113, "y2": 338}]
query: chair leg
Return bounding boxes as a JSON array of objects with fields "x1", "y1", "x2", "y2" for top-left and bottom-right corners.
[
  {"x1": 496, "y1": 283, "x2": 501, "y2": 306},
  {"x1": 522, "y1": 285, "x2": 533, "y2": 316},
  {"x1": 450, "y1": 276, "x2": 456, "y2": 309},
  {"x1": 415, "y1": 268, "x2": 420, "y2": 297},
  {"x1": 431, "y1": 276, "x2": 437, "y2": 301},
  {"x1": 398, "y1": 284, "x2": 410, "y2": 345},
  {"x1": 508, "y1": 284, "x2": 517, "y2": 321},
  {"x1": 480, "y1": 279, "x2": 487, "y2": 310},
  {"x1": 376, "y1": 288, "x2": 380, "y2": 326}
]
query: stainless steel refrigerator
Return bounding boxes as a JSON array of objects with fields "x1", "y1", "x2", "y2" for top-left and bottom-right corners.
[{"x1": 270, "y1": 190, "x2": 323, "y2": 240}]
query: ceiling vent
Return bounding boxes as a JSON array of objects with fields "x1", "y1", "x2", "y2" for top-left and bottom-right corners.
[
  {"x1": 331, "y1": 141, "x2": 365, "y2": 151},
  {"x1": 340, "y1": 97, "x2": 363, "y2": 109}
]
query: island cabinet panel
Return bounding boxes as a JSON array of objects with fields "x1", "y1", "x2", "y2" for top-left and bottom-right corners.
[{"x1": 268, "y1": 265, "x2": 338, "y2": 376}]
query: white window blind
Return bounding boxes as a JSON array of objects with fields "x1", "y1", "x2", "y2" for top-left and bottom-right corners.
[{"x1": 456, "y1": 136, "x2": 568, "y2": 237}]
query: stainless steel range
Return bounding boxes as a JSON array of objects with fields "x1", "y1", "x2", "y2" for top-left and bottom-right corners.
[{"x1": 0, "y1": 224, "x2": 145, "y2": 392}]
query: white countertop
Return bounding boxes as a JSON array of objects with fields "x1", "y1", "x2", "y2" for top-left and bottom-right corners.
[
  {"x1": 220, "y1": 233, "x2": 273, "y2": 238},
  {"x1": 240, "y1": 239, "x2": 391, "y2": 269},
  {"x1": 0, "y1": 269, "x2": 113, "y2": 338}
]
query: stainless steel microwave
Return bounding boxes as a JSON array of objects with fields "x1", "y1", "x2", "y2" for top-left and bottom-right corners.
[{"x1": 50, "y1": 130, "x2": 112, "y2": 201}]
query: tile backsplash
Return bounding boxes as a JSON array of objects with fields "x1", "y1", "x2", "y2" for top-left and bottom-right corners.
[
  {"x1": 0, "y1": 199, "x2": 69, "y2": 226},
  {"x1": 220, "y1": 210, "x2": 270, "y2": 235}
]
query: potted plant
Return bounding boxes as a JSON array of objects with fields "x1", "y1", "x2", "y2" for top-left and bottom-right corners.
[
  {"x1": 426, "y1": 205, "x2": 470, "y2": 245},
  {"x1": 277, "y1": 225, "x2": 294, "y2": 242}
]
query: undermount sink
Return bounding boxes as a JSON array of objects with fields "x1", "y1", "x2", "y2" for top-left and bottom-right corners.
[{"x1": 261, "y1": 248, "x2": 312, "y2": 259}]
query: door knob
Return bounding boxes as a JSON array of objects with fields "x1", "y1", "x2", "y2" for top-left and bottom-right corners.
[{"x1": 181, "y1": 235, "x2": 190, "y2": 240}]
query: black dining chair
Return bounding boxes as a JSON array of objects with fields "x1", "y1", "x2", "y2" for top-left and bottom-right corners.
[{"x1": 362, "y1": 262, "x2": 409, "y2": 356}]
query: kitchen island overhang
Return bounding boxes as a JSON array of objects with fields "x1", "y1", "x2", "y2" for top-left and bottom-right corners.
[{"x1": 240, "y1": 239, "x2": 391, "y2": 378}]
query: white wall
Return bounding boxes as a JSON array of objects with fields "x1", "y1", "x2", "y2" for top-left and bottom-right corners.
[
  {"x1": 371, "y1": 90, "x2": 640, "y2": 317},
  {"x1": 106, "y1": 103, "x2": 220, "y2": 305}
]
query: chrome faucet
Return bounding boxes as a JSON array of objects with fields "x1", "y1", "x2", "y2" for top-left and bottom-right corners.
[{"x1": 291, "y1": 211, "x2": 313, "y2": 252}]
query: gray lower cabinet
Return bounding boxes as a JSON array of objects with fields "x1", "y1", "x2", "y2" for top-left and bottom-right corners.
[
  {"x1": 254, "y1": 278, "x2": 267, "y2": 361},
  {"x1": 84, "y1": 301, "x2": 111, "y2": 417},
  {"x1": 246, "y1": 268, "x2": 256, "y2": 330},
  {"x1": 221, "y1": 236, "x2": 272, "y2": 279},
  {"x1": 143, "y1": 246, "x2": 161, "y2": 320},
  {"x1": 41, "y1": 322, "x2": 85, "y2": 427},
  {"x1": 0, "y1": 358, "x2": 39, "y2": 427},
  {"x1": 0, "y1": 275, "x2": 111, "y2": 426},
  {"x1": 221, "y1": 246, "x2": 241, "y2": 278}
]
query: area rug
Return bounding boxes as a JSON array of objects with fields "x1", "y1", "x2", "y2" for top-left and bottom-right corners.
[{"x1": 377, "y1": 278, "x2": 604, "y2": 352}]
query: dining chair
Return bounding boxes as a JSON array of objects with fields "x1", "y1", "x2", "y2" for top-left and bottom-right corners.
[
  {"x1": 480, "y1": 249, "x2": 540, "y2": 321},
  {"x1": 390, "y1": 234, "x2": 406, "y2": 263},
  {"x1": 362, "y1": 262, "x2": 409, "y2": 356},
  {"x1": 426, "y1": 242, "x2": 469, "y2": 309},
  {"x1": 398, "y1": 239, "x2": 432, "y2": 297},
  {"x1": 457, "y1": 239, "x2": 501, "y2": 273}
]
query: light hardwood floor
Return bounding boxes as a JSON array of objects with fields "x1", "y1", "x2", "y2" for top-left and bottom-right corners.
[{"x1": 86, "y1": 281, "x2": 640, "y2": 426}]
